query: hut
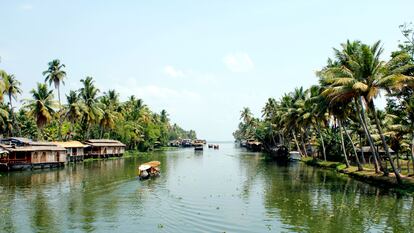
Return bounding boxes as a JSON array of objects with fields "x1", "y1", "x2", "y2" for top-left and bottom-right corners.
[
  {"x1": 84, "y1": 139, "x2": 126, "y2": 159},
  {"x1": 0, "y1": 144, "x2": 66, "y2": 171},
  {"x1": 52, "y1": 141, "x2": 89, "y2": 162},
  {"x1": 356, "y1": 146, "x2": 395, "y2": 163}
]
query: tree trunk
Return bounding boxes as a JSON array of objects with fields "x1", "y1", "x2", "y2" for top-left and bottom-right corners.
[
  {"x1": 292, "y1": 130, "x2": 302, "y2": 156},
  {"x1": 396, "y1": 151, "x2": 401, "y2": 171},
  {"x1": 343, "y1": 122, "x2": 363, "y2": 171},
  {"x1": 359, "y1": 134, "x2": 366, "y2": 164},
  {"x1": 58, "y1": 85, "x2": 62, "y2": 140},
  {"x1": 301, "y1": 133, "x2": 308, "y2": 157},
  {"x1": 356, "y1": 97, "x2": 380, "y2": 173},
  {"x1": 8, "y1": 93, "x2": 14, "y2": 137},
  {"x1": 338, "y1": 120, "x2": 350, "y2": 168},
  {"x1": 411, "y1": 132, "x2": 414, "y2": 175},
  {"x1": 316, "y1": 122, "x2": 327, "y2": 161},
  {"x1": 369, "y1": 100, "x2": 402, "y2": 185}
]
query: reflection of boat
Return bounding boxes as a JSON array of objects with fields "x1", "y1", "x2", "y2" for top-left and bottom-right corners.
[
  {"x1": 194, "y1": 144, "x2": 203, "y2": 151},
  {"x1": 289, "y1": 151, "x2": 301, "y2": 161},
  {"x1": 138, "y1": 161, "x2": 161, "y2": 179}
]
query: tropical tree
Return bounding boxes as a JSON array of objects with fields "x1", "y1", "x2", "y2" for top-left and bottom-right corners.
[
  {"x1": 24, "y1": 83, "x2": 57, "y2": 138},
  {"x1": 43, "y1": 59, "x2": 66, "y2": 107},
  {"x1": 3, "y1": 73, "x2": 22, "y2": 135},
  {"x1": 79, "y1": 76, "x2": 103, "y2": 139}
]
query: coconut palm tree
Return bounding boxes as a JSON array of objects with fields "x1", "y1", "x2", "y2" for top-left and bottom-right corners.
[
  {"x1": 43, "y1": 59, "x2": 66, "y2": 139},
  {"x1": 3, "y1": 74, "x2": 22, "y2": 135},
  {"x1": 24, "y1": 83, "x2": 57, "y2": 138},
  {"x1": 319, "y1": 40, "x2": 414, "y2": 183},
  {"x1": 43, "y1": 59, "x2": 66, "y2": 107},
  {"x1": 79, "y1": 76, "x2": 103, "y2": 139},
  {"x1": 64, "y1": 90, "x2": 85, "y2": 138}
]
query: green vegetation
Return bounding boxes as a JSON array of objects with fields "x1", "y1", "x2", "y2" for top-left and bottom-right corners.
[
  {"x1": 234, "y1": 23, "x2": 414, "y2": 185},
  {"x1": 0, "y1": 62, "x2": 196, "y2": 151}
]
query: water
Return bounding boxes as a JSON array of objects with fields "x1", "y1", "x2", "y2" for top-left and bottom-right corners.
[{"x1": 0, "y1": 143, "x2": 413, "y2": 233}]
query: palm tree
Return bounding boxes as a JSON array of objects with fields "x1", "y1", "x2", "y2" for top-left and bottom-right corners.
[
  {"x1": 306, "y1": 85, "x2": 329, "y2": 161},
  {"x1": 64, "y1": 90, "x2": 85, "y2": 138},
  {"x1": 79, "y1": 77, "x2": 103, "y2": 139},
  {"x1": 43, "y1": 59, "x2": 66, "y2": 139},
  {"x1": 24, "y1": 83, "x2": 57, "y2": 138},
  {"x1": 319, "y1": 40, "x2": 414, "y2": 183},
  {"x1": 99, "y1": 94, "x2": 119, "y2": 138},
  {"x1": 43, "y1": 59, "x2": 66, "y2": 107},
  {"x1": 0, "y1": 69, "x2": 7, "y2": 102},
  {"x1": 3, "y1": 74, "x2": 22, "y2": 135}
]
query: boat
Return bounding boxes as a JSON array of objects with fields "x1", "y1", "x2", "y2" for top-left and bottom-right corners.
[
  {"x1": 289, "y1": 151, "x2": 301, "y2": 161},
  {"x1": 246, "y1": 139, "x2": 262, "y2": 152},
  {"x1": 268, "y1": 145, "x2": 289, "y2": 160},
  {"x1": 208, "y1": 144, "x2": 213, "y2": 148},
  {"x1": 138, "y1": 161, "x2": 161, "y2": 179},
  {"x1": 194, "y1": 144, "x2": 203, "y2": 151},
  {"x1": 213, "y1": 144, "x2": 219, "y2": 149}
]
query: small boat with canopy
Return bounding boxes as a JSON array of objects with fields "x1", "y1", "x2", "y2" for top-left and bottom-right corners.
[{"x1": 138, "y1": 161, "x2": 161, "y2": 179}]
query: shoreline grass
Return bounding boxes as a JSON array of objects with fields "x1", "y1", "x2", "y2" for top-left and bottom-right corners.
[{"x1": 302, "y1": 157, "x2": 414, "y2": 195}]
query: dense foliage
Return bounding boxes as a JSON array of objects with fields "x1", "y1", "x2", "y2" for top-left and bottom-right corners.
[
  {"x1": 0, "y1": 61, "x2": 196, "y2": 151},
  {"x1": 234, "y1": 24, "x2": 414, "y2": 184}
]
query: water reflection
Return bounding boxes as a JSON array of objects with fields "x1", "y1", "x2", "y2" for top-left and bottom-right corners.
[{"x1": 0, "y1": 144, "x2": 413, "y2": 233}]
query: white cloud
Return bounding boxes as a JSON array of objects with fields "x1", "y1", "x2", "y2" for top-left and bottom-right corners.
[
  {"x1": 110, "y1": 77, "x2": 200, "y2": 102},
  {"x1": 19, "y1": 3, "x2": 33, "y2": 11},
  {"x1": 223, "y1": 52, "x2": 254, "y2": 72},
  {"x1": 164, "y1": 65, "x2": 185, "y2": 78}
]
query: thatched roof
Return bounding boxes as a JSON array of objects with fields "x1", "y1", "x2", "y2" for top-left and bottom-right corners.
[
  {"x1": 357, "y1": 146, "x2": 395, "y2": 153},
  {"x1": 84, "y1": 139, "x2": 125, "y2": 147},
  {"x1": 0, "y1": 144, "x2": 66, "y2": 152},
  {"x1": 52, "y1": 141, "x2": 88, "y2": 148}
]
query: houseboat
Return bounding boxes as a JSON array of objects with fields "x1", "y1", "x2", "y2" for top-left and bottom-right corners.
[
  {"x1": 53, "y1": 141, "x2": 88, "y2": 162},
  {"x1": 246, "y1": 139, "x2": 262, "y2": 152},
  {"x1": 0, "y1": 138, "x2": 66, "y2": 171},
  {"x1": 84, "y1": 139, "x2": 126, "y2": 159},
  {"x1": 181, "y1": 139, "x2": 192, "y2": 147}
]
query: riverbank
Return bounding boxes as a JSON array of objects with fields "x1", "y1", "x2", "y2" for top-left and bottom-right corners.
[{"x1": 302, "y1": 158, "x2": 414, "y2": 195}]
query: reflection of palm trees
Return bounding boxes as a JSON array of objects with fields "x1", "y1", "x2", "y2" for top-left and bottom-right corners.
[
  {"x1": 30, "y1": 191, "x2": 58, "y2": 232},
  {"x1": 260, "y1": 163, "x2": 414, "y2": 232}
]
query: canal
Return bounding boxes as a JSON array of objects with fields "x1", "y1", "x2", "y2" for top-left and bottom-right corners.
[{"x1": 0, "y1": 143, "x2": 413, "y2": 232}]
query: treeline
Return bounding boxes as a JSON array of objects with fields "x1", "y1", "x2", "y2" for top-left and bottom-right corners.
[
  {"x1": 234, "y1": 23, "x2": 414, "y2": 184},
  {"x1": 0, "y1": 61, "x2": 196, "y2": 151}
]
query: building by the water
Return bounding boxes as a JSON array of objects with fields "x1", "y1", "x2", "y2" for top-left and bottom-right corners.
[
  {"x1": 52, "y1": 141, "x2": 89, "y2": 162},
  {"x1": 0, "y1": 137, "x2": 66, "y2": 171},
  {"x1": 84, "y1": 139, "x2": 126, "y2": 159}
]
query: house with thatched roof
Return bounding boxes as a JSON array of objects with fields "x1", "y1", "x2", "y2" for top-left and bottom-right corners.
[
  {"x1": 84, "y1": 139, "x2": 126, "y2": 158},
  {"x1": 52, "y1": 141, "x2": 89, "y2": 162}
]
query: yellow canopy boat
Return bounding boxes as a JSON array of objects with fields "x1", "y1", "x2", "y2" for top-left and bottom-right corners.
[{"x1": 138, "y1": 161, "x2": 161, "y2": 179}]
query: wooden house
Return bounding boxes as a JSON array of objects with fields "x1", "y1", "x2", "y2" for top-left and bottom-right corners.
[
  {"x1": 52, "y1": 141, "x2": 89, "y2": 162},
  {"x1": 84, "y1": 139, "x2": 126, "y2": 158}
]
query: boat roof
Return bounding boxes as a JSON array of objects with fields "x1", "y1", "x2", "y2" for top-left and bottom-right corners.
[
  {"x1": 52, "y1": 141, "x2": 89, "y2": 148},
  {"x1": 0, "y1": 144, "x2": 66, "y2": 152},
  {"x1": 84, "y1": 139, "x2": 126, "y2": 147}
]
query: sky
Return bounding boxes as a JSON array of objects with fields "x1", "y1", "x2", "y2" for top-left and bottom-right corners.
[{"x1": 0, "y1": 1, "x2": 413, "y2": 141}]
